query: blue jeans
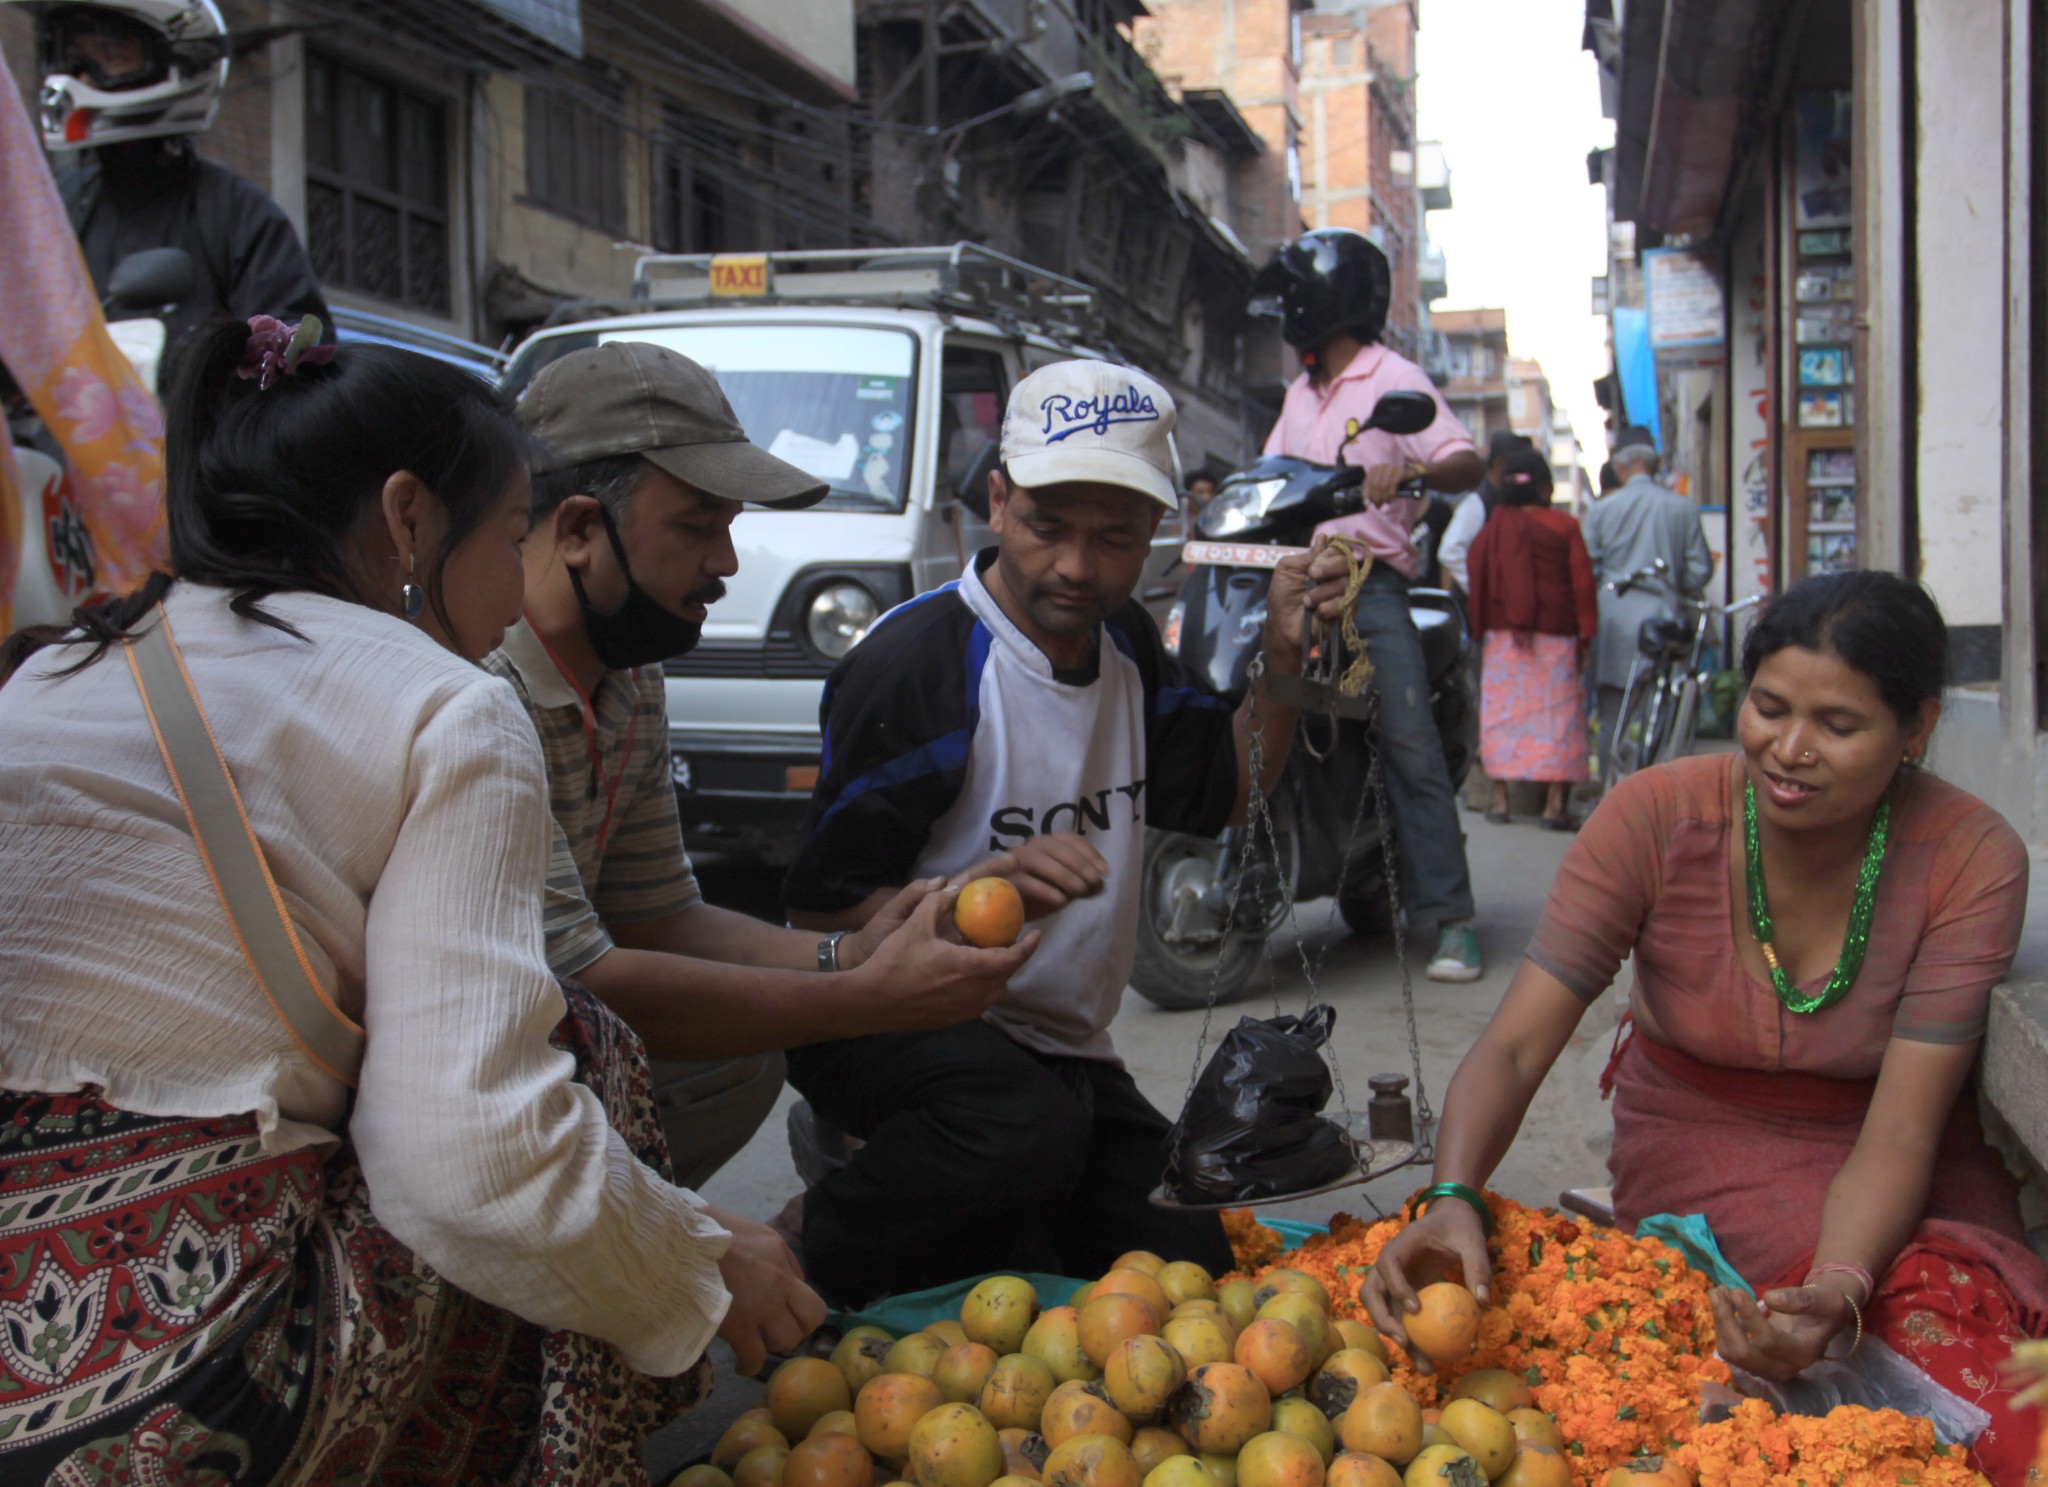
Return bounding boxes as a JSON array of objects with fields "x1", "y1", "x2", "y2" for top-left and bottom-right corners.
[{"x1": 1354, "y1": 569, "x2": 1476, "y2": 927}]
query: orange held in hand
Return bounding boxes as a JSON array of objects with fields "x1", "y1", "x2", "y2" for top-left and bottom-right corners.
[
  {"x1": 1402, "y1": 1284, "x2": 1480, "y2": 1363},
  {"x1": 956, "y1": 878, "x2": 1027, "y2": 947}
]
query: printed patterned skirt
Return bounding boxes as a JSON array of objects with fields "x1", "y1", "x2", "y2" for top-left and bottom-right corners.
[
  {"x1": 1479, "y1": 629, "x2": 1590, "y2": 783},
  {"x1": 0, "y1": 983, "x2": 710, "y2": 1486}
]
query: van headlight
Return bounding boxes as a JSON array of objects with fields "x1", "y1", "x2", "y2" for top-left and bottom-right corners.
[{"x1": 806, "y1": 582, "x2": 880, "y2": 660}]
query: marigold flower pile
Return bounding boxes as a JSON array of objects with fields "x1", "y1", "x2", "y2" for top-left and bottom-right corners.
[
  {"x1": 1223, "y1": 1193, "x2": 1985, "y2": 1487},
  {"x1": 1670, "y1": 1398, "x2": 1976, "y2": 1487}
]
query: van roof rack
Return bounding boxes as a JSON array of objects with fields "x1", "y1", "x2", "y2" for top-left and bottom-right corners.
[{"x1": 611, "y1": 243, "x2": 1100, "y2": 342}]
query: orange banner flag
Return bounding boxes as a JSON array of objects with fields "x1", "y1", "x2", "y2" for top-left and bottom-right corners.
[{"x1": 0, "y1": 40, "x2": 168, "y2": 635}]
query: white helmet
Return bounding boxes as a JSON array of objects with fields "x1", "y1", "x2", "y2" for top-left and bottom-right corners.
[{"x1": 5, "y1": 1, "x2": 229, "y2": 150}]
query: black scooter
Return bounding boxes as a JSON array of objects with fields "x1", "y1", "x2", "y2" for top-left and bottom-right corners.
[{"x1": 1130, "y1": 389, "x2": 1476, "y2": 1008}]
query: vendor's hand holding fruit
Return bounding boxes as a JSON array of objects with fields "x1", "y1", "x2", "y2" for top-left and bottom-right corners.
[
  {"x1": 1708, "y1": 1277, "x2": 1859, "y2": 1381},
  {"x1": 951, "y1": 833, "x2": 1109, "y2": 919},
  {"x1": 1262, "y1": 540, "x2": 1365, "y2": 676},
  {"x1": 836, "y1": 877, "x2": 1041, "y2": 1033},
  {"x1": 1358, "y1": 1200, "x2": 1494, "y2": 1373}
]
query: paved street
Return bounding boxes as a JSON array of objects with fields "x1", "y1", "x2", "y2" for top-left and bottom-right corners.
[{"x1": 695, "y1": 805, "x2": 1624, "y2": 1233}]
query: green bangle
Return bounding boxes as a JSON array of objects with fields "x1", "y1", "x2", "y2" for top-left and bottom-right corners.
[{"x1": 1416, "y1": 1181, "x2": 1494, "y2": 1235}]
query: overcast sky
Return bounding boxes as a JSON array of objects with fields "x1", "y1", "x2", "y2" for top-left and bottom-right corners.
[{"x1": 1415, "y1": 0, "x2": 1616, "y2": 466}]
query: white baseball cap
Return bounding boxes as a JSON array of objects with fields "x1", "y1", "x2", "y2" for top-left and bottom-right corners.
[{"x1": 1001, "y1": 360, "x2": 1180, "y2": 510}]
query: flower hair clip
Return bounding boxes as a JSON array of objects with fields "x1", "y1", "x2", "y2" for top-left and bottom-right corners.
[{"x1": 238, "y1": 314, "x2": 336, "y2": 391}]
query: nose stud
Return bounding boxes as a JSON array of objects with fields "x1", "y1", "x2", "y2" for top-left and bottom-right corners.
[{"x1": 1800, "y1": 750, "x2": 1815, "y2": 764}]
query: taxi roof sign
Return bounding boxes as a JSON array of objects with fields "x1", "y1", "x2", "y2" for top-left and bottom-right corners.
[
  {"x1": 709, "y1": 253, "x2": 772, "y2": 298},
  {"x1": 616, "y1": 244, "x2": 1101, "y2": 343}
]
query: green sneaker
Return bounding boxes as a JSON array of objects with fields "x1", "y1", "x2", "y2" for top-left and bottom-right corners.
[{"x1": 1427, "y1": 921, "x2": 1483, "y2": 983}]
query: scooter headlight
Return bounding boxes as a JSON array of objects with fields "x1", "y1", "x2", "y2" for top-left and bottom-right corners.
[{"x1": 1198, "y1": 478, "x2": 1286, "y2": 538}]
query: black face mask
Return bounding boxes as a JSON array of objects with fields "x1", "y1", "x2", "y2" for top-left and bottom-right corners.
[{"x1": 569, "y1": 506, "x2": 720, "y2": 671}]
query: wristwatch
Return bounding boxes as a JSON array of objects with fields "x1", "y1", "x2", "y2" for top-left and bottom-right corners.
[{"x1": 817, "y1": 930, "x2": 849, "y2": 973}]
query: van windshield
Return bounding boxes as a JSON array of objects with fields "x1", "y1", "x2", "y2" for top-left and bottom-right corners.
[{"x1": 503, "y1": 324, "x2": 919, "y2": 513}]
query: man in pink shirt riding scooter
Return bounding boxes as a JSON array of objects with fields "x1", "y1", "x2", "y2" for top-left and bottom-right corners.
[{"x1": 1256, "y1": 228, "x2": 1489, "y2": 980}]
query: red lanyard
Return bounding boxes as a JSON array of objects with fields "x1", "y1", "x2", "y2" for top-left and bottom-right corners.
[{"x1": 527, "y1": 615, "x2": 641, "y2": 856}]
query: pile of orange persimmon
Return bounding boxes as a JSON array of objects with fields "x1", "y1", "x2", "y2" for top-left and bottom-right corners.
[{"x1": 667, "y1": 1252, "x2": 1570, "y2": 1487}]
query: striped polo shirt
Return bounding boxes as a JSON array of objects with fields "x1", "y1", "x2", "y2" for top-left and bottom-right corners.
[{"x1": 483, "y1": 619, "x2": 701, "y2": 976}]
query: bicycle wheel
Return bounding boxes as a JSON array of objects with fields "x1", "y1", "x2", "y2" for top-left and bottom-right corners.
[
  {"x1": 1663, "y1": 676, "x2": 1702, "y2": 762},
  {"x1": 1605, "y1": 669, "x2": 1661, "y2": 790},
  {"x1": 1640, "y1": 671, "x2": 1684, "y2": 768}
]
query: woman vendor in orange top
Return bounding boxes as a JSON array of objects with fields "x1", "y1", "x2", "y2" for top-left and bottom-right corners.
[{"x1": 1363, "y1": 570, "x2": 2045, "y2": 1485}]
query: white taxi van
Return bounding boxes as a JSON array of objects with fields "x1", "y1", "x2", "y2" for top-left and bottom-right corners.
[{"x1": 499, "y1": 245, "x2": 1188, "y2": 865}]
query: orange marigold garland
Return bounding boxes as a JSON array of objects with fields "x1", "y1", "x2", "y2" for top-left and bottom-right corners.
[
  {"x1": 1229, "y1": 1191, "x2": 1976, "y2": 1487},
  {"x1": 1670, "y1": 1398, "x2": 1978, "y2": 1487}
]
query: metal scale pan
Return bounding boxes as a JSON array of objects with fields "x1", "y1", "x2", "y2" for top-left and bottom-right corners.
[{"x1": 1146, "y1": 1132, "x2": 1423, "y2": 1212}]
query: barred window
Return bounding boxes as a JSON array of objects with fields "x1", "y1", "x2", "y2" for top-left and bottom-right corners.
[
  {"x1": 305, "y1": 53, "x2": 450, "y2": 315},
  {"x1": 525, "y1": 82, "x2": 627, "y2": 236},
  {"x1": 651, "y1": 106, "x2": 758, "y2": 254}
]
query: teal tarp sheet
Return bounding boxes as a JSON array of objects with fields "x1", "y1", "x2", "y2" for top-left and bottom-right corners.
[
  {"x1": 1635, "y1": 1212, "x2": 1752, "y2": 1293},
  {"x1": 1262, "y1": 1218, "x2": 1330, "y2": 1248},
  {"x1": 828, "y1": 1219, "x2": 1337, "y2": 1336},
  {"x1": 833, "y1": 1275, "x2": 1090, "y2": 1336}
]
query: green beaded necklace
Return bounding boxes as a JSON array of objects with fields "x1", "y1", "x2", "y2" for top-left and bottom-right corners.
[{"x1": 1743, "y1": 777, "x2": 1891, "y2": 1014}]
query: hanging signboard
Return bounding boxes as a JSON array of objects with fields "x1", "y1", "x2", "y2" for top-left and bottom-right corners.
[
  {"x1": 478, "y1": 0, "x2": 582, "y2": 55},
  {"x1": 1644, "y1": 248, "x2": 1725, "y2": 349}
]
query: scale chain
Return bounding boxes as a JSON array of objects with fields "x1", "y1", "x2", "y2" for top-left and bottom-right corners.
[
  {"x1": 1165, "y1": 565, "x2": 1438, "y2": 1196},
  {"x1": 1166, "y1": 652, "x2": 1272, "y2": 1173}
]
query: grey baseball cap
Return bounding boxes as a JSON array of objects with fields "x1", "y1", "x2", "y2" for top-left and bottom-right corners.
[{"x1": 518, "y1": 339, "x2": 827, "y2": 508}]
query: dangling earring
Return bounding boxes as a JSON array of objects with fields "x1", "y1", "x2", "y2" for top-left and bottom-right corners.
[{"x1": 401, "y1": 555, "x2": 425, "y2": 621}]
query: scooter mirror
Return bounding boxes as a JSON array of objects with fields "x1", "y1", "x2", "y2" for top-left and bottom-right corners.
[
  {"x1": 955, "y1": 438, "x2": 1000, "y2": 522},
  {"x1": 1363, "y1": 388, "x2": 1437, "y2": 436},
  {"x1": 104, "y1": 248, "x2": 197, "y2": 314}
]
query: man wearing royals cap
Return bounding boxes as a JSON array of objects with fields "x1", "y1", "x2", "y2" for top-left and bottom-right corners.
[{"x1": 784, "y1": 360, "x2": 1353, "y2": 1304}]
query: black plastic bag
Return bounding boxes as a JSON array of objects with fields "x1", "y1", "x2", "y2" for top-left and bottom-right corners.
[{"x1": 1161, "y1": 1004, "x2": 1359, "y2": 1204}]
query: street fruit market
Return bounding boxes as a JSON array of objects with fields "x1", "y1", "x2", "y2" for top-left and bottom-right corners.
[{"x1": 680, "y1": 1200, "x2": 1983, "y2": 1487}]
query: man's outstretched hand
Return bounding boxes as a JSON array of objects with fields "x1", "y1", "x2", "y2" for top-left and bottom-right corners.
[
  {"x1": 844, "y1": 881, "x2": 1041, "y2": 1034},
  {"x1": 951, "y1": 833, "x2": 1110, "y2": 919}
]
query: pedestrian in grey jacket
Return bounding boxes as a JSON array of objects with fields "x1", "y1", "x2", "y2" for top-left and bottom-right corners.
[{"x1": 1581, "y1": 428, "x2": 1715, "y2": 775}]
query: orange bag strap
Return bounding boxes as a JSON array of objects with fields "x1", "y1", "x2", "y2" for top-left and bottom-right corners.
[{"x1": 124, "y1": 605, "x2": 365, "y2": 1085}]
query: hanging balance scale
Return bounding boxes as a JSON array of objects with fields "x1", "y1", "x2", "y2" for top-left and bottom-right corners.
[{"x1": 1153, "y1": 418, "x2": 1437, "y2": 1212}]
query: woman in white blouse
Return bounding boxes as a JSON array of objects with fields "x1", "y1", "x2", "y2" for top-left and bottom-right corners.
[{"x1": 0, "y1": 316, "x2": 812, "y2": 1484}]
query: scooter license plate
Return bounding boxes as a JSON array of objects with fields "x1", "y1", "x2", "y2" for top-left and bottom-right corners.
[{"x1": 1181, "y1": 540, "x2": 1312, "y2": 569}]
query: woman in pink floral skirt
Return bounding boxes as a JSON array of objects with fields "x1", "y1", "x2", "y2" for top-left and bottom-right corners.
[{"x1": 1464, "y1": 448, "x2": 1597, "y2": 830}]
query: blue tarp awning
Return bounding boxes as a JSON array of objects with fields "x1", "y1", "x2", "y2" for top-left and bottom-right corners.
[{"x1": 1613, "y1": 304, "x2": 1662, "y2": 448}]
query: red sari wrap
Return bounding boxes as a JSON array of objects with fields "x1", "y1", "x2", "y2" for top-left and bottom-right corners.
[{"x1": 1610, "y1": 1031, "x2": 2048, "y2": 1486}]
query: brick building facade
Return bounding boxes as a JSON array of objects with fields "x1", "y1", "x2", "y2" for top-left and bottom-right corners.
[{"x1": 6, "y1": 0, "x2": 1276, "y2": 463}]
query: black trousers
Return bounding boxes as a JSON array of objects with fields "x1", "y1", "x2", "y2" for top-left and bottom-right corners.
[{"x1": 788, "y1": 1019, "x2": 1233, "y2": 1307}]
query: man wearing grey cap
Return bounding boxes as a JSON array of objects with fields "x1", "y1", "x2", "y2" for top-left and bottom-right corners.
[
  {"x1": 782, "y1": 360, "x2": 1354, "y2": 1305},
  {"x1": 1581, "y1": 427, "x2": 1715, "y2": 779},
  {"x1": 488, "y1": 341, "x2": 1037, "y2": 1367}
]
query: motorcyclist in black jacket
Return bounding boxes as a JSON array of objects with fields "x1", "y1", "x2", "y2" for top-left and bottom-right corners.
[{"x1": 10, "y1": 1, "x2": 329, "y2": 359}]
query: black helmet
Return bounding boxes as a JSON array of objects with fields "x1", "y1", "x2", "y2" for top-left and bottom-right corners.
[{"x1": 1251, "y1": 228, "x2": 1392, "y2": 351}]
